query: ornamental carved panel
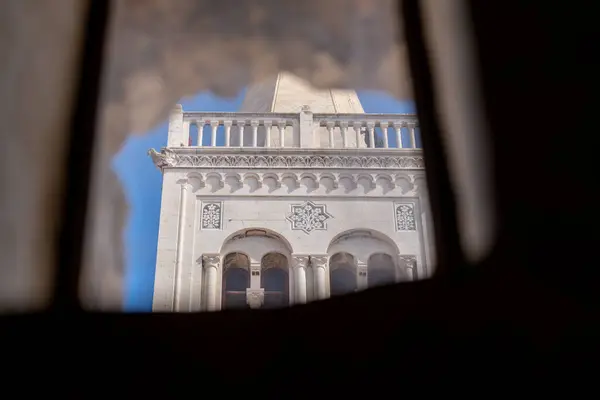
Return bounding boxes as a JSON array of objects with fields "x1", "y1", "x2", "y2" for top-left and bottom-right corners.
[
  {"x1": 201, "y1": 201, "x2": 223, "y2": 230},
  {"x1": 286, "y1": 201, "x2": 333, "y2": 234},
  {"x1": 395, "y1": 203, "x2": 416, "y2": 231}
]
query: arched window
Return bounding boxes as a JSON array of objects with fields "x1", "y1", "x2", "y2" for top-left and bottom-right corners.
[
  {"x1": 261, "y1": 252, "x2": 289, "y2": 309},
  {"x1": 329, "y1": 252, "x2": 357, "y2": 296},
  {"x1": 367, "y1": 253, "x2": 396, "y2": 288},
  {"x1": 222, "y1": 252, "x2": 250, "y2": 309}
]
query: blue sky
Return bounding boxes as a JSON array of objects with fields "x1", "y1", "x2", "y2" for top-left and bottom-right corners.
[{"x1": 113, "y1": 89, "x2": 416, "y2": 312}]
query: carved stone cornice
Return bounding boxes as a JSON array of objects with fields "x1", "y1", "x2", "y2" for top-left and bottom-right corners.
[{"x1": 148, "y1": 147, "x2": 425, "y2": 171}]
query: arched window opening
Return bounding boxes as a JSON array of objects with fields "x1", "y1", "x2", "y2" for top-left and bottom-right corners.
[
  {"x1": 329, "y1": 252, "x2": 357, "y2": 296},
  {"x1": 367, "y1": 253, "x2": 396, "y2": 288},
  {"x1": 261, "y1": 252, "x2": 289, "y2": 309},
  {"x1": 222, "y1": 252, "x2": 250, "y2": 309}
]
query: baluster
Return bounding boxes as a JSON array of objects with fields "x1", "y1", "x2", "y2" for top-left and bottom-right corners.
[
  {"x1": 354, "y1": 122, "x2": 362, "y2": 148},
  {"x1": 394, "y1": 122, "x2": 403, "y2": 148},
  {"x1": 197, "y1": 120, "x2": 205, "y2": 147},
  {"x1": 251, "y1": 120, "x2": 259, "y2": 148},
  {"x1": 210, "y1": 121, "x2": 219, "y2": 147},
  {"x1": 409, "y1": 122, "x2": 417, "y2": 148},
  {"x1": 326, "y1": 122, "x2": 335, "y2": 148},
  {"x1": 381, "y1": 122, "x2": 389, "y2": 148},
  {"x1": 224, "y1": 121, "x2": 232, "y2": 147},
  {"x1": 340, "y1": 122, "x2": 348, "y2": 148},
  {"x1": 238, "y1": 121, "x2": 245, "y2": 148},
  {"x1": 367, "y1": 122, "x2": 375, "y2": 148},
  {"x1": 264, "y1": 121, "x2": 272, "y2": 148},
  {"x1": 278, "y1": 121, "x2": 286, "y2": 147}
]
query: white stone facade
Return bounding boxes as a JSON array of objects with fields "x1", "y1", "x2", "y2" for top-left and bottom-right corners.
[{"x1": 150, "y1": 75, "x2": 433, "y2": 312}]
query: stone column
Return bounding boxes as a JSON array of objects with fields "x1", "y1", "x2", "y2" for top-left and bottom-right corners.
[
  {"x1": 203, "y1": 254, "x2": 220, "y2": 311},
  {"x1": 408, "y1": 122, "x2": 417, "y2": 148},
  {"x1": 277, "y1": 121, "x2": 286, "y2": 147},
  {"x1": 311, "y1": 255, "x2": 329, "y2": 300},
  {"x1": 292, "y1": 255, "x2": 309, "y2": 304},
  {"x1": 357, "y1": 262, "x2": 368, "y2": 291},
  {"x1": 367, "y1": 121, "x2": 376, "y2": 148},
  {"x1": 393, "y1": 122, "x2": 403, "y2": 148},
  {"x1": 210, "y1": 121, "x2": 219, "y2": 147},
  {"x1": 326, "y1": 121, "x2": 335, "y2": 148},
  {"x1": 172, "y1": 180, "x2": 191, "y2": 311},
  {"x1": 399, "y1": 255, "x2": 417, "y2": 281},
  {"x1": 251, "y1": 120, "x2": 259, "y2": 147},
  {"x1": 340, "y1": 121, "x2": 348, "y2": 148},
  {"x1": 299, "y1": 105, "x2": 314, "y2": 148},
  {"x1": 264, "y1": 121, "x2": 272, "y2": 148},
  {"x1": 167, "y1": 104, "x2": 184, "y2": 147},
  {"x1": 224, "y1": 121, "x2": 232, "y2": 147}
]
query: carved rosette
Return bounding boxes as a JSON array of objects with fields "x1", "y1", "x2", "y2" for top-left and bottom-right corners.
[{"x1": 286, "y1": 201, "x2": 333, "y2": 234}]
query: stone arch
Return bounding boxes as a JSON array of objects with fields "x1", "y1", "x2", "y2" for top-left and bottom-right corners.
[
  {"x1": 220, "y1": 228, "x2": 293, "y2": 264},
  {"x1": 328, "y1": 252, "x2": 357, "y2": 296},
  {"x1": 328, "y1": 229, "x2": 401, "y2": 291},
  {"x1": 367, "y1": 253, "x2": 396, "y2": 288},
  {"x1": 327, "y1": 228, "x2": 399, "y2": 264},
  {"x1": 261, "y1": 252, "x2": 290, "y2": 308},
  {"x1": 220, "y1": 228, "x2": 294, "y2": 309},
  {"x1": 222, "y1": 252, "x2": 250, "y2": 309}
]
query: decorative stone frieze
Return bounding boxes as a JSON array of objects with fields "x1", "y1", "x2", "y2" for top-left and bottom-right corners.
[{"x1": 149, "y1": 148, "x2": 425, "y2": 171}]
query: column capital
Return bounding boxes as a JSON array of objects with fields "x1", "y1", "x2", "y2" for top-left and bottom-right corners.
[
  {"x1": 263, "y1": 120, "x2": 272, "y2": 127},
  {"x1": 379, "y1": 121, "x2": 389, "y2": 128},
  {"x1": 277, "y1": 120, "x2": 287, "y2": 128},
  {"x1": 399, "y1": 255, "x2": 417, "y2": 268},
  {"x1": 223, "y1": 120, "x2": 233, "y2": 127},
  {"x1": 176, "y1": 178, "x2": 193, "y2": 190},
  {"x1": 366, "y1": 121, "x2": 375, "y2": 129},
  {"x1": 250, "y1": 120, "x2": 259, "y2": 127},
  {"x1": 392, "y1": 121, "x2": 406, "y2": 129},
  {"x1": 210, "y1": 120, "x2": 220, "y2": 127},
  {"x1": 339, "y1": 121, "x2": 348, "y2": 128},
  {"x1": 202, "y1": 254, "x2": 220, "y2": 269},
  {"x1": 353, "y1": 121, "x2": 363, "y2": 130},
  {"x1": 292, "y1": 254, "x2": 310, "y2": 269},
  {"x1": 325, "y1": 121, "x2": 335, "y2": 129},
  {"x1": 310, "y1": 255, "x2": 329, "y2": 268}
]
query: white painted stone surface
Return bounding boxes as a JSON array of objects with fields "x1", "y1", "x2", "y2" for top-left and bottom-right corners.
[{"x1": 151, "y1": 80, "x2": 432, "y2": 312}]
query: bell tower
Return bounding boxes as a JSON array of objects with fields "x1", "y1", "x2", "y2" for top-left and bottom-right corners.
[{"x1": 150, "y1": 73, "x2": 431, "y2": 312}]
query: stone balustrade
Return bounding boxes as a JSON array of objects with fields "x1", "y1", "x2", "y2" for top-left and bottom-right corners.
[{"x1": 169, "y1": 108, "x2": 421, "y2": 149}]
